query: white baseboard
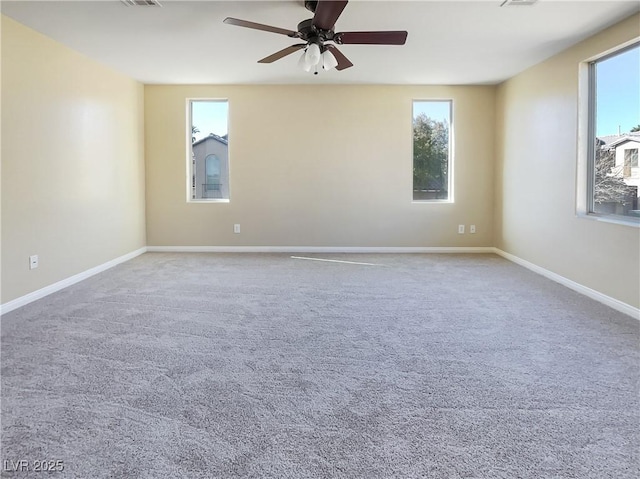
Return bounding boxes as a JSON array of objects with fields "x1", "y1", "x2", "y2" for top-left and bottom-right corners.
[
  {"x1": 493, "y1": 248, "x2": 639, "y2": 320},
  {"x1": 146, "y1": 246, "x2": 496, "y2": 254},
  {"x1": 1, "y1": 247, "x2": 147, "y2": 316},
  {"x1": 6, "y1": 245, "x2": 635, "y2": 320}
]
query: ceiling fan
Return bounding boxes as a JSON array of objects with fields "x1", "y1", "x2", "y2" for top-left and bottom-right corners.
[{"x1": 223, "y1": 0, "x2": 408, "y2": 73}]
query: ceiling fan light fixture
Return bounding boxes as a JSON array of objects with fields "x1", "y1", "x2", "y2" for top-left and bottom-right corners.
[
  {"x1": 298, "y1": 51, "x2": 313, "y2": 72},
  {"x1": 322, "y1": 49, "x2": 338, "y2": 70},
  {"x1": 304, "y1": 42, "x2": 322, "y2": 67}
]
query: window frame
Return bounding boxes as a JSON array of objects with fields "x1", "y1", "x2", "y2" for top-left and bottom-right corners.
[
  {"x1": 624, "y1": 148, "x2": 638, "y2": 170},
  {"x1": 579, "y1": 40, "x2": 640, "y2": 226},
  {"x1": 186, "y1": 98, "x2": 230, "y2": 204},
  {"x1": 411, "y1": 99, "x2": 454, "y2": 204}
]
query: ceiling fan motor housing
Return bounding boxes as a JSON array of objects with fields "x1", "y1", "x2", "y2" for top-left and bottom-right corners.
[
  {"x1": 297, "y1": 18, "x2": 336, "y2": 45},
  {"x1": 297, "y1": 18, "x2": 315, "y2": 38}
]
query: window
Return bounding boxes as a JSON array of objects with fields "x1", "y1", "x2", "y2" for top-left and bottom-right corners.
[
  {"x1": 204, "y1": 155, "x2": 221, "y2": 197},
  {"x1": 624, "y1": 149, "x2": 638, "y2": 177},
  {"x1": 188, "y1": 100, "x2": 229, "y2": 201},
  {"x1": 586, "y1": 43, "x2": 639, "y2": 221},
  {"x1": 413, "y1": 100, "x2": 452, "y2": 201}
]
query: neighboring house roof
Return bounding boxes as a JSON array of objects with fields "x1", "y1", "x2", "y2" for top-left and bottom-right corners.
[
  {"x1": 597, "y1": 132, "x2": 640, "y2": 149},
  {"x1": 192, "y1": 133, "x2": 228, "y2": 147}
]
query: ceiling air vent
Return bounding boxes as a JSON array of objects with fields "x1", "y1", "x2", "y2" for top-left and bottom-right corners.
[
  {"x1": 500, "y1": 0, "x2": 538, "y2": 6},
  {"x1": 121, "y1": 0, "x2": 162, "y2": 6}
]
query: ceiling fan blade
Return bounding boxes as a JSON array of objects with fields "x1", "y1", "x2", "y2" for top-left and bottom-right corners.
[
  {"x1": 312, "y1": 0, "x2": 348, "y2": 30},
  {"x1": 258, "y1": 44, "x2": 307, "y2": 64},
  {"x1": 336, "y1": 31, "x2": 408, "y2": 45},
  {"x1": 325, "y1": 45, "x2": 353, "y2": 71},
  {"x1": 223, "y1": 17, "x2": 300, "y2": 37}
]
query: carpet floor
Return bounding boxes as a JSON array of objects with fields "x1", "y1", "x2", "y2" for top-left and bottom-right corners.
[{"x1": 1, "y1": 253, "x2": 638, "y2": 478}]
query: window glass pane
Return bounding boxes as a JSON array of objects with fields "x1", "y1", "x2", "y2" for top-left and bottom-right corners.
[
  {"x1": 190, "y1": 100, "x2": 229, "y2": 201},
  {"x1": 591, "y1": 44, "x2": 640, "y2": 218},
  {"x1": 205, "y1": 155, "x2": 221, "y2": 196},
  {"x1": 623, "y1": 148, "x2": 638, "y2": 168},
  {"x1": 413, "y1": 100, "x2": 451, "y2": 201}
]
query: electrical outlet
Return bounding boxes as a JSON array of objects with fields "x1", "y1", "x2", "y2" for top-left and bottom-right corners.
[
  {"x1": 470, "y1": 225, "x2": 476, "y2": 234},
  {"x1": 29, "y1": 255, "x2": 39, "y2": 270},
  {"x1": 233, "y1": 224, "x2": 241, "y2": 234},
  {"x1": 458, "y1": 225, "x2": 465, "y2": 234}
]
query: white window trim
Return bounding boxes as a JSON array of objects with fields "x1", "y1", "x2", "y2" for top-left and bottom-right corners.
[
  {"x1": 186, "y1": 98, "x2": 231, "y2": 204},
  {"x1": 411, "y1": 99, "x2": 455, "y2": 204},
  {"x1": 576, "y1": 38, "x2": 640, "y2": 227}
]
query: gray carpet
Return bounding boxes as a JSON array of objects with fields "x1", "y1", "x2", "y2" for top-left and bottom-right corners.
[{"x1": 1, "y1": 253, "x2": 638, "y2": 478}]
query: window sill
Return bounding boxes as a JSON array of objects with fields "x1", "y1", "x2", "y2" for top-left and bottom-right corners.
[
  {"x1": 412, "y1": 200, "x2": 454, "y2": 204},
  {"x1": 577, "y1": 212, "x2": 640, "y2": 228},
  {"x1": 188, "y1": 199, "x2": 230, "y2": 204}
]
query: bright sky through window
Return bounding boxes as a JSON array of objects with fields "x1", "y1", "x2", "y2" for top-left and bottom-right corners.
[
  {"x1": 192, "y1": 100, "x2": 228, "y2": 142},
  {"x1": 596, "y1": 45, "x2": 640, "y2": 135},
  {"x1": 413, "y1": 100, "x2": 450, "y2": 123}
]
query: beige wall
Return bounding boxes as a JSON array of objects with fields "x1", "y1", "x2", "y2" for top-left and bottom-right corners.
[
  {"x1": 1, "y1": 16, "x2": 146, "y2": 303},
  {"x1": 145, "y1": 85, "x2": 495, "y2": 247},
  {"x1": 4, "y1": 11, "x2": 637, "y2": 311},
  {"x1": 495, "y1": 14, "x2": 640, "y2": 308}
]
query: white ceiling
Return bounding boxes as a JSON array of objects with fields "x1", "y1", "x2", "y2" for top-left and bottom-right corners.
[{"x1": 2, "y1": 0, "x2": 639, "y2": 85}]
